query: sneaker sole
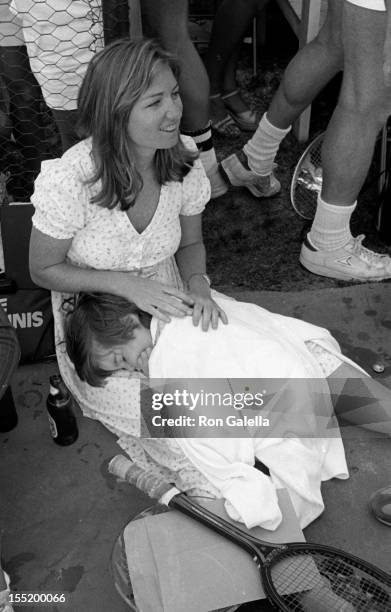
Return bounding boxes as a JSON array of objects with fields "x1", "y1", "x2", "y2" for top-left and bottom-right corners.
[
  {"x1": 219, "y1": 161, "x2": 281, "y2": 199},
  {"x1": 246, "y1": 183, "x2": 281, "y2": 199},
  {"x1": 299, "y1": 252, "x2": 390, "y2": 282},
  {"x1": 223, "y1": 174, "x2": 281, "y2": 199}
]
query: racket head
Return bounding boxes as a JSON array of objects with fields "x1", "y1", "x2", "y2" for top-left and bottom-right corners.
[
  {"x1": 109, "y1": 457, "x2": 391, "y2": 611},
  {"x1": 290, "y1": 132, "x2": 324, "y2": 221},
  {"x1": 258, "y1": 541, "x2": 391, "y2": 611}
]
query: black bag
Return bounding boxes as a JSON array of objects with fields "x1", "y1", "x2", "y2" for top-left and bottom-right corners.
[
  {"x1": 0, "y1": 202, "x2": 55, "y2": 363},
  {"x1": 0, "y1": 300, "x2": 20, "y2": 397}
]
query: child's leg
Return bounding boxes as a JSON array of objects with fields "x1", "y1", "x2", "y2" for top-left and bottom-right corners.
[{"x1": 327, "y1": 362, "x2": 391, "y2": 435}]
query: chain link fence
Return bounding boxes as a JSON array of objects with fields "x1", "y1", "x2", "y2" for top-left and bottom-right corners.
[{"x1": 0, "y1": 0, "x2": 131, "y2": 202}]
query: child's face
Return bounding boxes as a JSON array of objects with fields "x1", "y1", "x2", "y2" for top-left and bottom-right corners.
[{"x1": 91, "y1": 317, "x2": 153, "y2": 375}]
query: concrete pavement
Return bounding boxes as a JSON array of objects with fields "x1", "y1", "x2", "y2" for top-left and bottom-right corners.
[{"x1": 1, "y1": 282, "x2": 391, "y2": 611}]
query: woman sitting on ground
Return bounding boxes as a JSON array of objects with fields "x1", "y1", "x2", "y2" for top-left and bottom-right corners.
[{"x1": 29, "y1": 37, "x2": 227, "y2": 477}]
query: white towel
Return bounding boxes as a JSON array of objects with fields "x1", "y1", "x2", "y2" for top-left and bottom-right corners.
[{"x1": 148, "y1": 294, "x2": 349, "y2": 529}]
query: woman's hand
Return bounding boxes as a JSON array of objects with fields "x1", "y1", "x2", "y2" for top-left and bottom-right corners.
[
  {"x1": 187, "y1": 275, "x2": 228, "y2": 331},
  {"x1": 122, "y1": 275, "x2": 194, "y2": 322}
]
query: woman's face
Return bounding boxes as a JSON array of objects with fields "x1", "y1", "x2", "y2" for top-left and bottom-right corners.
[
  {"x1": 92, "y1": 318, "x2": 153, "y2": 374},
  {"x1": 127, "y1": 63, "x2": 183, "y2": 154}
]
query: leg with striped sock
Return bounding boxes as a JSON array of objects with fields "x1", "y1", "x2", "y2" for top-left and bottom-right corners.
[{"x1": 182, "y1": 123, "x2": 228, "y2": 199}]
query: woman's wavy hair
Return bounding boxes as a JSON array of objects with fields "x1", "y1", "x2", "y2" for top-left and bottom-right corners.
[
  {"x1": 77, "y1": 37, "x2": 198, "y2": 211},
  {"x1": 65, "y1": 292, "x2": 151, "y2": 388}
]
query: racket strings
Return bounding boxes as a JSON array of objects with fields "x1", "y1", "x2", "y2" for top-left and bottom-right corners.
[
  {"x1": 292, "y1": 135, "x2": 323, "y2": 220},
  {"x1": 269, "y1": 549, "x2": 391, "y2": 611}
]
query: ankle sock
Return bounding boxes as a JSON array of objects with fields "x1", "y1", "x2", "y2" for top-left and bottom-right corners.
[
  {"x1": 243, "y1": 113, "x2": 290, "y2": 176},
  {"x1": 182, "y1": 123, "x2": 219, "y2": 175},
  {"x1": 308, "y1": 195, "x2": 356, "y2": 251}
]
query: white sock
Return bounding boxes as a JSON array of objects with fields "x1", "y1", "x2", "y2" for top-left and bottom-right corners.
[
  {"x1": 308, "y1": 195, "x2": 356, "y2": 251},
  {"x1": 243, "y1": 113, "x2": 291, "y2": 176},
  {"x1": 198, "y1": 147, "x2": 219, "y2": 175}
]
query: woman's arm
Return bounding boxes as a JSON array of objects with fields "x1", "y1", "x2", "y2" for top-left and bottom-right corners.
[
  {"x1": 175, "y1": 214, "x2": 228, "y2": 330},
  {"x1": 29, "y1": 227, "x2": 194, "y2": 321}
]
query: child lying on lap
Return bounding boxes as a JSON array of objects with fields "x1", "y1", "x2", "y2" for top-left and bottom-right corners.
[{"x1": 65, "y1": 292, "x2": 391, "y2": 531}]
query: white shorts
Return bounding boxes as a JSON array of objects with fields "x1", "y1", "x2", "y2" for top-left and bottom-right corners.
[
  {"x1": 9, "y1": 0, "x2": 104, "y2": 110},
  {"x1": 345, "y1": 0, "x2": 385, "y2": 10},
  {"x1": 0, "y1": 0, "x2": 24, "y2": 46}
]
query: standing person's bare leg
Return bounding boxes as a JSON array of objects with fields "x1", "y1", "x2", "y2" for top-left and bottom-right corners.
[
  {"x1": 301, "y1": 0, "x2": 391, "y2": 281},
  {"x1": 205, "y1": 0, "x2": 265, "y2": 134},
  {"x1": 222, "y1": 0, "x2": 343, "y2": 197},
  {"x1": 141, "y1": 0, "x2": 227, "y2": 198}
]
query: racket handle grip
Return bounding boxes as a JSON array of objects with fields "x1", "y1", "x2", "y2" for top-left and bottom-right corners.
[{"x1": 108, "y1": 455, "x2": 176, "y2": 502}]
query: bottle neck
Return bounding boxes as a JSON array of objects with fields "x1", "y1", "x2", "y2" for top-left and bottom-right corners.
[
  {"x1": 48, "y1": 380, "x2": 70, "y2": 406},
  {"x1": 49, "y1": 385, "x2": 59, "y2": 396}
]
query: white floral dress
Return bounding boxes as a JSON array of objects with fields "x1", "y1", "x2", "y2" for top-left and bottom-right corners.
[{"x1": 31, "y1": 135, "x2": 218, "y2": 497}]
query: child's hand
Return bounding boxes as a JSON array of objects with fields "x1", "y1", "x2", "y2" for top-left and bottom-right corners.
[{"x1": 136, "y1": 347, "x2": 152, "y2": 377}]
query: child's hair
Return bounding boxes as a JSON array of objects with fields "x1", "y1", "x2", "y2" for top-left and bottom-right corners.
[
  {"x1": 65, "y1": 293, "x2": 152, "y2": 387},
  {"x1": 77, "y1": 37, "x2": 198, "y2": 211}
]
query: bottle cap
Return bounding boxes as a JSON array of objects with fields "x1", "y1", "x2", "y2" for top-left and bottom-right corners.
[{"x1": 49, "y1": 385, "x2": 60, "y2": 396}]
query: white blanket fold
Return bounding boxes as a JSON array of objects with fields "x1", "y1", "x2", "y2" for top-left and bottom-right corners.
[{"x1": 149, "y1": 295, "x2": 351, "y2": 529}]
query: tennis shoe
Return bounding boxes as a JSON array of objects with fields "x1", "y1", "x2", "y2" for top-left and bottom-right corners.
[
  {"x1": 300, "y1": 234, "x2": 391, "y2": 281},
  {"x1": 220, "y1": 153, "x2": 280, "y2": 198}
]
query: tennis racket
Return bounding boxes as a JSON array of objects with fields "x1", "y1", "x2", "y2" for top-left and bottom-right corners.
[
  {"x1": 109, "y1": 454, "x2": 391, "y2": 612},
  {"x1": 290, "y1": 132, "x2": 324, "y2": 221}
]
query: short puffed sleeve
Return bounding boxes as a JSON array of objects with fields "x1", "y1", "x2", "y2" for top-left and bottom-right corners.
[
  {"x1": 31, "y1": 157, "x2": 89, "y2": 240},
  {"x1": 180, "y1": 135, "x2": 211, "y2": 216}
]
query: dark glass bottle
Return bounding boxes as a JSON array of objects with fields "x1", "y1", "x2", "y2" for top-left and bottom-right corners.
[
  {"x1": 0, "y1": 386, "x2": 18, "y2": 433},
  {"x1": 46, "y1": 374, "x2": 78, "y2": 446}
]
